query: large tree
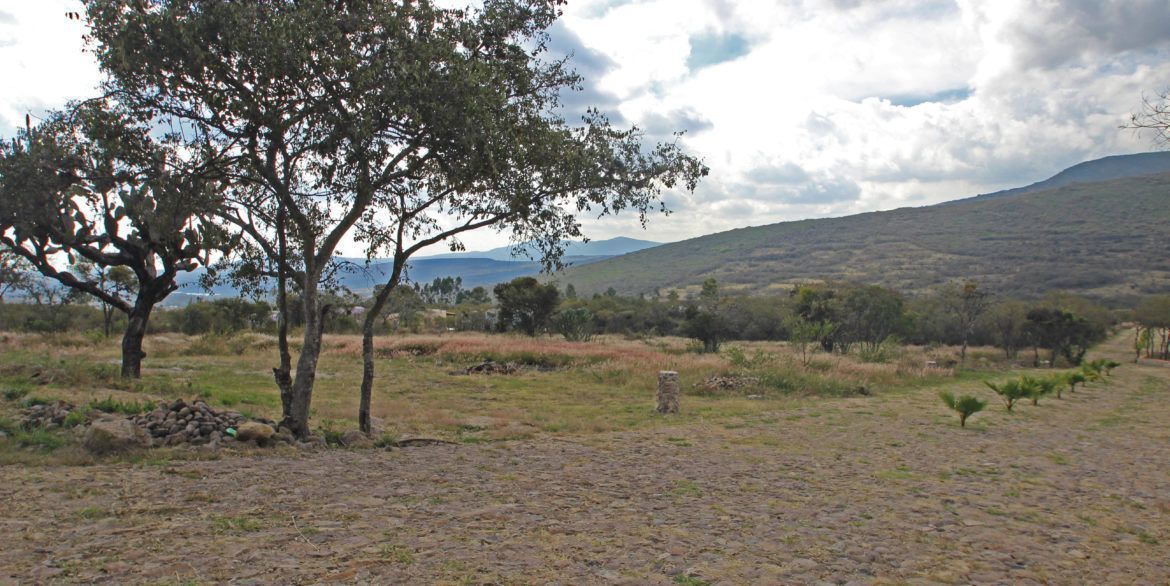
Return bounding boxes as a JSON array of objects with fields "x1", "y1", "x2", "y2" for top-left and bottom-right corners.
[
  {"x1": 85, "y1": 0, "x2": 705, "y2": 437},
  {"x1": 0, "y1": 101, "x2": 228, "y2": 376}
]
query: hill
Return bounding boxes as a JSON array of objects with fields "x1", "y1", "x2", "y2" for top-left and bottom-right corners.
[
  {"x1": 556, "y1": 168, "x2": 1170, "y2": 303},
  {"x1": 962, "y1": 151, "x2": 1170, "y2": 202},
  {"x1": 416, "y1": 236, "x2": 660, "y2": 261}
]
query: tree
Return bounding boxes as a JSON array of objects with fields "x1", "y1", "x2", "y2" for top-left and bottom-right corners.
[
  {"x1": 70, "y1": 261, "x2": 136, "y2": 337},
  {"x1": 0, "y1": 251, "x2": 34, "y2": 303},
  {"x1": 682, "y1": 278, "x2": 729, "y2": 352},
  {"x1": 87, "y1": 0, "x2": 707, "y2": 437},
  {"x1": 940, "y1": 280, "x2": 990, "y2": 363},
  {"x1": 0, "y1": 100, "x2": 227, "y2": 377},
  {"x1": 1024, "y1": 307, "x2": 1105, "y2": 367},
  {"x1": 785, "y1": 315, "x2": 835, "y2": 366},
  {"x1": 985, "y1": 299, "x2": 1029, "y2": 359},
  {"x1": 835, "y1": 284, "x2": 905, "y2": 353},
  {"x1": 494, "y1": 277, "x2": 560, "y2": 336}
]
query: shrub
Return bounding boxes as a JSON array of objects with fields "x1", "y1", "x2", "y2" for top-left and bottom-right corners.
[
  {"x1": 88, "y1": 396, "x2": 148, "y2": 416},
  {"x1": 1020, "y1": 375, "x2": 1057, "y2": 406},
  {"x1": 985, "y1": 379, "x2": 1028, "y2": 412},
  {"x1": 939, "y1": 391, "x2": 987, "y2": 427},
  {"x1": 1060, "y1": 371, "x2": 1086, "y2": 398},
  {"x1": 2, "y1": 387, "x2": 28, "y2": 401},
  {"x1": 551, "y1": 307, "x2": 595, "y2": 342}
]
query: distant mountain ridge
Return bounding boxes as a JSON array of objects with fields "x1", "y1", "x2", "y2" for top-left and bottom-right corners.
[
  {"x1": 961, "y1": 151, "x2": 1170, "y2": 202},
  {"x1": 170, "y1": 237, "x2": 656, "y2": 304},
  {"x1": 555, "y1": 152, "x2": 1170, "y2": 303},
  {"x1": 417, "y1": 236, "x2": 661, "y2": 261}
]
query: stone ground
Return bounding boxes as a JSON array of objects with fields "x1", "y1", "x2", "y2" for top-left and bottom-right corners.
[{"x1": 2, "y1": 349, "x2": 1169, "y2": 584}]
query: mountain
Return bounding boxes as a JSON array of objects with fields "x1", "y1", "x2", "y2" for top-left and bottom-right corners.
[
  {"x1": 555, "y1": 154, "x2": 1170, "y2": 303},
  {"x1": 417, "y1": 236, "x2": 661, "y2": 261},
  {"x1": 962, "y1": 151, "x2": 1170, "y2": 202},
  {"x1": 169, "y1": 242, "x2": 633, "y2": 304}
]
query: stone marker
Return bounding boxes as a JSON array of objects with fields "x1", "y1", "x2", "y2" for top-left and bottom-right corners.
[{"x1": 656, "y1": 370, "x2": 680, "y2": 414}]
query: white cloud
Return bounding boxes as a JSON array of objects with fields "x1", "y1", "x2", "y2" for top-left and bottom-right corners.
[
  {"x1": 3, "y1": 0, "x2": 1167, "y2": 254},
  {"x1": 0, "y1": 1, "x2": 97, "y2": 136}
]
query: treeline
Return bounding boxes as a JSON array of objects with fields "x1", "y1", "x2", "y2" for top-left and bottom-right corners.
[{"x1": 4, "y1": 273, "x2": 1165, "y2": 371}]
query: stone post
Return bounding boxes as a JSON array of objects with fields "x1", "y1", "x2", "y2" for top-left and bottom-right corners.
[{"x1": 656, "y1": 371, "x2": 680, "y2": 414}]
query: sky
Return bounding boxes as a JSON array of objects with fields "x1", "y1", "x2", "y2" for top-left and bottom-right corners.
[{"x1": 2, "y1": 0, "x2": 1169, "y2": 255}]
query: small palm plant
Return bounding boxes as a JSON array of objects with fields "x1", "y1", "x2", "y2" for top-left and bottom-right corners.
[
  {"x1": 1080, "y1": 363, "x2": 1103, "y2": 383},
  {"x1": 940, "y1": 391, "x2": 987, "y2": 427},
  {"x1": 1101, "y1": 360, "x2": 1121, "y2": 376},
  {"x1": 1020, "y1": 375, "x2": 1057, "y2": 406},
  {"x1": 1061, "y1": 371, "x2": 1086, "y2": 398},
  {"x1": 985, "y1": 379, "x2": 1028, "y2": 412}
]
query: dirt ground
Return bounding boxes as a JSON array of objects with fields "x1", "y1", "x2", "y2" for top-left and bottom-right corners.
[{"x1": 2, "y1": 342, "x2": 1169, "y2": 585}]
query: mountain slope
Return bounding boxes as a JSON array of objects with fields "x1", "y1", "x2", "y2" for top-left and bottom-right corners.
[
  {"x1": 556, "y1": 170, "x2": 1170, "y2": 301},
  {"x1": 417, "y1": 236, "x2": 661, "y2": 261},
  {"x1": 964, "y1": 151, "x2": 1170, "y2": 202}
]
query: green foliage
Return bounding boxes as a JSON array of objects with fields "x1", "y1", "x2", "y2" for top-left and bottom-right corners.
[
  {"x1": 494, "y1": 277, "x2": 560, "y2": 336},
  {"x1": 939, "y1": 391, "x2": 987, "y2": 427},
  {"x1": 550, "y1": 307, "x2": 594, "y2": 342},
  {"x1": 1061, "y1": 371, "x2": 1086, "y2": 397},
  {"x1": 856, "y1": 336, "x2": 903, "y2": 364},
  {"x1": 1025, "y1": 306, "x2": 1107, "y2": 367},
  {"x1": 62, "y1": 410, "x2": 89, "y2": 428},
  {"x1": 2, "y1": 387, "x2": 29, "y2": 401},
  {"x1": 985, "y1": 379, "x2": 1028, "y2": 412},
  {"x1": 1019, "y1": 375, "x2": 1057, "y2": 406},
  {"x1": 88, "y1": 396, "x2": 148, "y2": 416}
]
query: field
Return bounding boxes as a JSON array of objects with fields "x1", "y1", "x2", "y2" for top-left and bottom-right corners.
[{"x1": 1, "y1": 331, "x2": 1169, "y2": 583}]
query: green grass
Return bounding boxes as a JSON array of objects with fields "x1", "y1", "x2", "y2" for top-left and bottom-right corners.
[{"x1": 211, "y1": 515, "x2": 264, "y2": 533}]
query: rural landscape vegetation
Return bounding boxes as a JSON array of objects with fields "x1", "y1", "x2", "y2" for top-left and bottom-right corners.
[{"x1": 1, "y1": 1, "x2": 1170, "y2": 584}]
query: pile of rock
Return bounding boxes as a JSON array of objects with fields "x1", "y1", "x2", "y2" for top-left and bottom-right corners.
[
  {"x1": 20, "y1": 401, "x2": 77, "y2": 429},
  {"x1": 463, "y1": 360, "x2": 519, "y2": 375},
  {"x1": 130, "y1": 399, "x2": 290, "y2": 448},
  {"x1": 699, "y1": 375, "x2": 762, "y2": 392}
]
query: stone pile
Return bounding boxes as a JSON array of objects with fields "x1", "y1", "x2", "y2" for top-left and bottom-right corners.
[
  {"x1": 131, "y1": 399, "x2": 286, "y2": 447},
  {"x1": 464, "y1": 360, "x2": 519, "y2": 375},
  {"x1": 699, "y1": 375, "x2": 762, "y2": 392},
  {"x1": 20, "y1": 401, "x2": 77, "y2": 429}
]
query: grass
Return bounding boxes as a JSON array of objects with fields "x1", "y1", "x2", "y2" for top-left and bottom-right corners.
[{"x1": 0, "y1": 330, "x2": 1114, "y2": 453}]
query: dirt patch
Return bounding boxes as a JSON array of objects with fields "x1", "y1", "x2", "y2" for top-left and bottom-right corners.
[{"x1": 2, "y1": 357, "x2": 1169, "y2": 583}]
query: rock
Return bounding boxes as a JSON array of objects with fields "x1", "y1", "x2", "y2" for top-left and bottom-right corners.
[
  {"x1": 340, "y1": 430, "x2": 372, "y2": 448},
  {"x1": 235, "y1": 421, "x2": 275, "y2": 444},
  {"x1": 84, "y1": 416, "x2": 150, "y2": 455}
]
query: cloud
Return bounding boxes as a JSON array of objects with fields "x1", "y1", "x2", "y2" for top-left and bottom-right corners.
[
  {"x1": 686, "y1": 32, "x2": 751, "y2": 72},
  {"x1": 995, "y1": 0, "x2": 1170, "y2": 71},
  {"x1": 544, "y1": 21, "x2": 626, "y2": 125},
  {"x1": 639, "y1": 107, "x2": 713, "y2": 140}
]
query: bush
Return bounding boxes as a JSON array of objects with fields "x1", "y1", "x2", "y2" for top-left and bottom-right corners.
[
  {"x1": 939, "y1": 391, "x2": 987, "y2": 427},
  {"x1": 1019, "y1": 375, "x2": 1057, "y2": 406},
  {"x1": 551, "y1": 308, "x2": 594, "y2": 342},
  {"x1": 985, "y1": 379, "x2": 1028, "y2": 412}
]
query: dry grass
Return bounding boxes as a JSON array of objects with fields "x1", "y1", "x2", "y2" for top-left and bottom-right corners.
[{"x1": 0, "y1": 331, "x2": 996, "y2": 451}]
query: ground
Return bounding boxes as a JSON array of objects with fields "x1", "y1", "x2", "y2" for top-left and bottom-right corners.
[{"x1": 0, "y1": 333, "x2": 1167, "y2": 584}]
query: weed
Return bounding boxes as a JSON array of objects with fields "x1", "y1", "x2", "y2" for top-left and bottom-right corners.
[
  {"x1": 2, "y1": 387, "x2": 28, "y2": 401},
  {"x1": 76, "y1": 506, "x2": 113, "y2": 520},
  {"x1": 89, "y1": 396, "x2": 149, "y2": 415},
  {"x1": 211, "y1": 515, "x2": 263, "y2": 533},
  {"x1": 673, "y1": 576, "x2": 711, "y2": 586}
]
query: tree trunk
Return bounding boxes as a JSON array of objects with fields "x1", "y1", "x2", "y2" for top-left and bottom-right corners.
[
  {"x1": 120, "y1": 300, "x2": 154, "y2": 378},
  {"x1": 273, "y1": 203, "x2": 294, "y2": 419},
  {"x1": 359, "y1": 313, "x2": 377, "y2": 435},
  {"x1": 284, "y1": 280, "x2": 322, "y2": 439},
  {"x1": 359, "y1": 266, "x2": 404, "y2": 435},
  {"x1": 960, "y1": 334, "x2": 969, "y2": 363}
]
